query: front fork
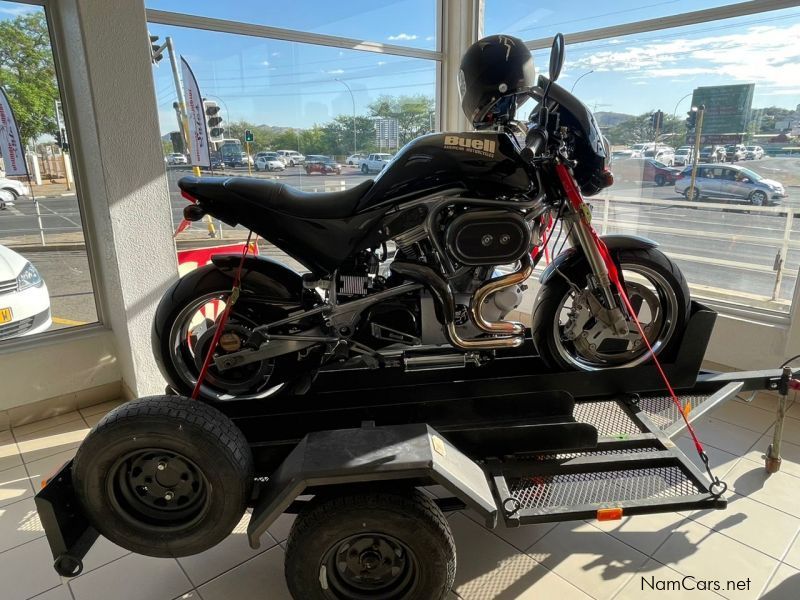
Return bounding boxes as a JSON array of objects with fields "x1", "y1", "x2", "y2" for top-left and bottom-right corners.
[{"x1": 554, "y1": 163, "x2": 629, "y2": 336}]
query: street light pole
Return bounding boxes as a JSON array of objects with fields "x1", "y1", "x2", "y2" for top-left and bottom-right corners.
[
  {"x1": 672, "y1": 91, "x2": 693, "y2": 142},
  {"x1": 335, "y1": 78, "x2": 357, "y2": 156},
  {"x1": 571, "y1": 69, "x2": 594, "y2": 93}
]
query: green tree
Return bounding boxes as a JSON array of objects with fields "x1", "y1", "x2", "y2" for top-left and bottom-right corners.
[
  {"x1": 321, "y1": 115, "x2": 377, "y2": 156},
  {"x1": 0, "y1": 11, "x2": 58, "y2": 145},
  {"x1": 604, "y1": 112, "x2": 682, "y2": 146},
  {"x1": 369, "y1": 94, "x2": 435, "y2": 146},
  {"x1": 225, "y1": 120, "x2": 274, "y2": 153}
]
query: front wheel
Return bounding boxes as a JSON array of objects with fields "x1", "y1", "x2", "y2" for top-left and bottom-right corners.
[
  {"x1": 532, "y1": 247, "x2": 690, "y2": 371},
  {"x1": 361, "y1": 164, "x2": 368, "y2": 174},
  {"x1": 655, "y1": 174, "x2": 666, "y2": 186}
]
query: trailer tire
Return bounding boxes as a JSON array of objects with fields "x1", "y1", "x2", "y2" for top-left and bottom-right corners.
[
  {"x1": 285, "y1": 488, "x2": 456, "y2": 600},
  {"x1": 72, "y1": 395, "x2": 253, "y2": 557}
]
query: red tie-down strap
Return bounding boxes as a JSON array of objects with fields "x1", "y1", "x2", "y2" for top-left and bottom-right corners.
[{"x1": 554, "y1": 163, "x2": 726, "y2": 496}]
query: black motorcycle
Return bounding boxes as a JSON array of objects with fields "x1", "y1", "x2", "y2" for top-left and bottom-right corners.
[{"x1": 153, "y1": 34, "x2": 689, "y2": 402}]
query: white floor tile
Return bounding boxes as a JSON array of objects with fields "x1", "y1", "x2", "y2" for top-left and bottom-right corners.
[
  {"x1": 688, "y1": 416, "x2": 766, "y2": 456},
  {"x1": 29, "y1": 585, "x2": 72, "y2": 600},
  {"x1": 462, "y1": 507, "x2": 557, "y2": 552},
  {"x1": 266, "y1": 512, "x2": 295, "y2": 543},
  {"x1": 742, "y1": 435, "x2": 800, "y2": 479},
  {"x1": 0, "y1": 497, "x2": 44, "y2": 553},
  {"x1": 782, "y1": 531, "x2": 800, "y2": 570},
  {"x1": 724, "y1": 460, "x2": 800, "y2": 517},
  {"x1": 589, "y1": 511, "x2": 690, "y2": 556},
  {"x1": 178, "y1": 512, "x2": 277, "y2": 586},
  {"x1": 78, "y1": 535, "x2": 131, "y2": 575},
  {"x1": 614, "y1": 558, "x2": 726, "y2": 600},
  {"x1": 675, "y1": 436, "x2": 741, "y2": 479},
  {"x1": 24, "y1": 448, "x2": 76, "y2": 492},
  {"x1": 0, "y1": 429, "x2": 22, "y2": 473},
  {"x1": 12, "y1": 412, "x2": 84, "y2": 438},
  {"x1": 0, "y1": 537, "x2": 63, "y2": 600},
  {"x1": 760, "y1": 563, "x2": 800, "y2": 599},
  {"x1": 691, "y1": 493, "x2": 800, "y2": 559},
  {"x1": 0, "y1": 464, "x2": 34, "y2": 508},
  {"x1": 710, "y1": 401, "x2": 777, "y2": 433},
  {"x1": 69, "y1": 553, "x2": 192, "y2": 600},
  {"x1": 652, "y1": 519, "x2": 777, "y2": 599},
  {"x1": 79, "y1": 399, "x2": 125, "y2": 418},
  {"x1": 198, "y1": 546, "x2": 292, "y2": 600},
  {"x1": 449, "y1": 514, "x2": 591, "y2": 600},
  {"x1": 525, "y1": 520, "x2": 648, "y2": 600},
  {"x1": 14, "y1": 420, "x2": 88, "y2": 464}
]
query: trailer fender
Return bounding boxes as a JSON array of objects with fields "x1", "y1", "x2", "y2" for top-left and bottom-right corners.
[
  {"x1": 211, "y1": 254, "x2": 304, "y2": 301},
  {"x1": 246, "y1": 423, "x2": 498, "y2": 549},
  {"x1": 540, "y1": 234, "x2": 658, "y2": 285}
]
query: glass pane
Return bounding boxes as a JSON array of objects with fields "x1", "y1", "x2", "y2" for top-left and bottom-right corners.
[
  {"x1": 0, "y1": 1, "x2": 98, "y2": 342},
  {"x1": 553, "y1": 7, "x2": 800, "y2": 313},
  {"x1": 149, "y1": 23, "x2": 437, "y2": 268},
  {"x1": 146, "y1": 0, "x2": 437, "y2": 50},
  {"x1": 485, "y1": 0, "x2": 740, "y2": 40}
]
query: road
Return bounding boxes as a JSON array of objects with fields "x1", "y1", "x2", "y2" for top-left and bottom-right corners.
[{"x1": 1, "y1": 158, "x2": 799, "y2": 329}]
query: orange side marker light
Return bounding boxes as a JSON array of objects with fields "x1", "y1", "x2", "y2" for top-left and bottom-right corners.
[{"x1": 597, "y1": 507, "x2": 624, "y2": 521}]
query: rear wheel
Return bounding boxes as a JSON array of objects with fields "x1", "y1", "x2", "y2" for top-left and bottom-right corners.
[
  {"x1": 285, "y1": 488, "x2": 455, "y2": 600},
  {"x1": 750, "y1": 190, "x2": 768, "y2": 206},
  {"x1": 532, "y1": 247, "x2": 690, "y2": 371},
  {"x1": 655, "y1": 174, "x2": 666, "y2": 186},
  {"x1": 153, "y1": 265, "x2": 318, "y2": 402},
  {"x1": 72, "y1": 395, "x2": 252, "y2": 557},
  {"x1": 685, "y1": 186, "x2": 700, "y2": 201},
  {"x1": 361, "y1": 164, "x2": 368, "y2": 174}
]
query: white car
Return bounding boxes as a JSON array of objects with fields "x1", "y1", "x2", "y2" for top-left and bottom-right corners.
[
  {"x1": 0, "y1": 245, "x2": 51, "y2": 340},
  {"x1": 0, "y1": 177, "x2": 30, "y2": 200},
  {"x1": 360, "y1": 153, "x2": 393, "y2": 174},
  {"x1": 745, "y1": 145, "x2": 765, "y2": 160},
  {"x1": 346, "y1": 153, "x2": 366, "y2": 166},
  {"x1": 276, "y1": 150, "x2": 306, "y2": 166},
  {"x1": 166, "y1": 153, "x2": 188, "y2": 165},
  {"x1": 254, "y1": 153, "x2": 285, "y2": 172}
]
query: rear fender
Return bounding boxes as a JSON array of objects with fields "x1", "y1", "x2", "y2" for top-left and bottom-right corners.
[
  {"x1": 211, "y1": 254, "x2": 304, "y2": 303},
  {"x1": 540, "y1": 235, "x2": 657, "y2": 284}
]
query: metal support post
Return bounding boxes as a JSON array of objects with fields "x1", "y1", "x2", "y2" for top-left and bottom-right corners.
[{"x1": 688, "y1": 105, "x2": 705, "y2": 200}]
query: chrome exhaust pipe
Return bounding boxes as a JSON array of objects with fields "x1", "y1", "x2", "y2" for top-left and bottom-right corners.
[
  {"x1": 391, "y1": 261, "x2": 525, "y2": 350},
  {"x1": 471, "y1": 254, "x2": 532, "y2": 335}
]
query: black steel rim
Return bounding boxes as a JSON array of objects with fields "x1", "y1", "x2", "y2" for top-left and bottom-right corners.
[
  {"x1": 107, "y1": 448, "x2": 210, "y2": 530},
  {"x1": 322, "y1": 533, "x2": 419, "y2": 599}
]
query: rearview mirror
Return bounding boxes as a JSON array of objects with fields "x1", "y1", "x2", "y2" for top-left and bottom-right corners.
[{"x1": 549, "y1": 33, "x2": 565, "y2": 82}]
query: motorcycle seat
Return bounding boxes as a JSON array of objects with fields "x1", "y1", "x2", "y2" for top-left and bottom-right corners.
[{"x1": 222, "y1": 177, "x2": 375, "y2": 219}]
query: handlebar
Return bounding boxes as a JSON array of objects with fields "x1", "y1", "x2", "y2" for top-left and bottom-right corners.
[{"x1": 520, "y1": 127, "x2": 548, "y2": 163}]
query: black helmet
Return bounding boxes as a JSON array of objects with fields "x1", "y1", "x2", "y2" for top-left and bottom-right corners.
[{"x1": 458, "y1": 35, "x2": 535, "y2": 128}]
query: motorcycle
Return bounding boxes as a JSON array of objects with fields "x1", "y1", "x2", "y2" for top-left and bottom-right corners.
[{"x1": 153, "y1": 34, "x2": 690, "y2": 402}]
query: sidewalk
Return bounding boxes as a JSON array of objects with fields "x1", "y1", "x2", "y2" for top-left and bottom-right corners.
[{"x1": 29, "y1": 180, "x2": 75, "y2": 199}]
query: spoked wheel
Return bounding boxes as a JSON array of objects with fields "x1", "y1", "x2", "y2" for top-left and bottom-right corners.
[
  {"x1": 72, "y1": 395, "x2": 252, "y2": 557},
  {"x1": 750, "y1": 190, "x2": 768, "y2": 206},
  {"x1": 153, "y1": 265, "x2": 319, "y2": 402},
  {"x1": 285, "y1": 489, "x2": 455, "y2": 600},
  {"x1": 532, "y1": 247, "x2": 690, "y2": 371}
]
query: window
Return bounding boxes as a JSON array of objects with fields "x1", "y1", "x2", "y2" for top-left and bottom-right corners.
[
  {"x1": 146, "y1": 0, "x2": 438, "y2": 50},
  {"x1": 488, "y1": 2, "x2": 800, "y2": 315},
  {"x1": 148, "y1": 19, "x2": 438, "y2": 262},
  {"x1": 0, "y1": 1, "x2": 99, "y2": 343}
]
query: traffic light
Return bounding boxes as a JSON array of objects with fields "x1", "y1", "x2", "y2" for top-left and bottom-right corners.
[
  {"x1": 149, "y1": 34, "x2": 164, "y2": 64},
  {"x1": 650, "y1": 110, "x2": 663, "y2": 131},
  {"x1": 170, "y1": 131, "x2": 185, "y2": 154},
  {"x1": 54, "y1": 128, "x2": 67, "y2": 151},
  {"x1": 244, "y1": 129, "x2": 254, "y2": 142},
  {"x1": 686, "y1": 109, "x2": 697, "y2": 131},
  {"x1": 203, "y1": 100, "x2": 224, "y2": 142}
]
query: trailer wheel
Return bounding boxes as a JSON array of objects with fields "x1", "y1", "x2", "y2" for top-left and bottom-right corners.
[
  {"x1": 285, "y1": 488, "x2": 456, "y2": 600},
  {"x1": 72, "y1": 395, "x2": 253, "y2": 557}
]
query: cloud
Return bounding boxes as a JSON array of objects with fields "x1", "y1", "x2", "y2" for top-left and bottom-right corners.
[
  {"x1": 271, "y1": 52, "x2": 280, "y2": 56},
  {"x1": 327, "y1": 69, "x2": 345, "y2": 75},
  {"x1": 568, "y1": 22, "x2": 800, "y2": 92},
  {"x1": 377, "y1": 61, "x2": 387, "y2": 66},
  {"x1": 425, "y1": 36, "x2": 434, "y2": 41},
  {"x1": 261, "y1": 60, "x2": 270, "y2": 66},
  {"x1": 388, "y1": 33, "x2": 418, "y2": 41}
]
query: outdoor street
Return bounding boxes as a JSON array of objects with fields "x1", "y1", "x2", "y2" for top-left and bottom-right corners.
[{"x1": 2, "y1": 158, "x2": 800, "y2": 329}]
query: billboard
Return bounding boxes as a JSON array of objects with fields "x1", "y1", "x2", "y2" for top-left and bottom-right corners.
[{"x1": 691, "y1": 84, "x2": 755, "y2": 138}]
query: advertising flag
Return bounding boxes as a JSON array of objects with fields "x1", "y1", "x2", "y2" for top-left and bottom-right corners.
[
  {"x1": 0, "y1": 87, "x2": 28, "y2": 176},
  {"x1": 180, "y1": 57, "x2": 210, "y2": 167}
]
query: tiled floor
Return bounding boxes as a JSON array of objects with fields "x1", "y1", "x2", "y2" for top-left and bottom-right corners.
[{"x1": 1, "y1": 393, "x2": 799, "y2": 600}]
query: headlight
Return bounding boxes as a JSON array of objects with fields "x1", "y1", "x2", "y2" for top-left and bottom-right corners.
[{"x1": 17, "y1": 261, "x2": 43, "y2": 291}]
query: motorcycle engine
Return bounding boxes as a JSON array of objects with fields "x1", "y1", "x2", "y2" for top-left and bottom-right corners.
[{"x1": 445, "y1": 210, "x2": 530, "y2": 266}]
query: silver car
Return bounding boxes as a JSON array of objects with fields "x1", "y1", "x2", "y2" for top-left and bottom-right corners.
[{"x1": 674, "y1": 164, "x2": 787, "y2": 205}]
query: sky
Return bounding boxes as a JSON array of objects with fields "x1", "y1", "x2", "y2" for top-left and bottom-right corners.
[{"x1": 0, "y1": 0, "x2": 798, "y2": 137}]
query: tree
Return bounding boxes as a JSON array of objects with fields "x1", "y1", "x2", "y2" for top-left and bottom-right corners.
[
  {"x1": 0, "y1": 11, "x2": 58, "y2": 145},
  {"x1": 604, "y1": 112, "x2": 682, "y2": 146},
  {"x1": 369, "y1": 94, "x2": 435, "y2": 146},
  {"x1": 321, "y1": 115, "x2": 377, "y2": 156}
]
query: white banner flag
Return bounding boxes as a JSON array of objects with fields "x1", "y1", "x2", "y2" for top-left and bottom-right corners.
[
  {"x1": 0, "y1": 87, "x2": 28, "y2": 176},
  {"x1": 180, "y1": 57, "x2": 210, "y2": 168}
]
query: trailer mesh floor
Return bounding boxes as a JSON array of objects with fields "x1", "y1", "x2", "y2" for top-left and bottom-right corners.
[
  {"x1": 572, "y1": 401, "x2": 642, "y2": 437},
  {"x1": 637, "y1": 393, "x2": 713, "y2": 431},
  {"x1": 507, "y1": 465, "x2": 702, "y2": 510}
]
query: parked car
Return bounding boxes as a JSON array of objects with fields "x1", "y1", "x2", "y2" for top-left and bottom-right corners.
[
  {"x1": 612, "y1": 158, "x2": 681, "y2": 186},
  {"x1": 0, "y1": 245, "x2": 51, "y2": 340},
  {"x1": 305, "y1": 155, "x2": 342, "y2": 175},
  {"x1": 0, "y1": 177, "x2": 30, "y2": 200},
  {"x1": 699, "y1": 145, "x2": 726, "y2": 163},
  {"x1": 345, "y1": 153, "x2": 366, "y2": 166},
  {"x1": 166, "y1": 153, "x2": 188, "y2": 165},
  {"x1": 674, "y1": 164, "x2": 787, "y2": 205},
  {"x1": 254, "y1": 152, "x2": 285, "y2": 172},
  {"x1": 611, "y1": 149, "x2": 635, "y2": 162},
  {"x1": 276, "y1": 150, "x2": 305, "y2": 166},
  {"x1": 644, "y1": 147, "x2": 675, "y2": 166},
  {"x1": 724, "y1": 144, "x2": 747, "y2": 162},
  {"x1": 745, "y1": 145, "x2": 765, "y2": 160},
  {"x1": 673, "y1": 146, "x2": 694, "y2": 166},
  {"x1": 360, "y1": 153, "x2": 393, "y2": 174}
]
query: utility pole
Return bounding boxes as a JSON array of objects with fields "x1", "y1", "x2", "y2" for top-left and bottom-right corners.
[
  {"x1": 164, "y1": 37, "x2": 200, "y2": 177},
  {"x1": 688, "y1": 104, "x2": 705, "y2": 201}
]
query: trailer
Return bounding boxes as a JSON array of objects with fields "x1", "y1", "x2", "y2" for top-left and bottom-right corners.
[{"x1": 34, "y1": 303, "x2": 792, "y2": 599}]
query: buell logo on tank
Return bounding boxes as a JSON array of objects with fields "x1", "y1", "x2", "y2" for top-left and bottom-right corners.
[{"x1": 443, "y1": 135, "x2": 496, "y2": 158}]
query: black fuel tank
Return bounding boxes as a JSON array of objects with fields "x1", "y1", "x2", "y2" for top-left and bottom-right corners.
[{"x1": 356, "y1": 132, "x2": 533, "y2": 212}]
